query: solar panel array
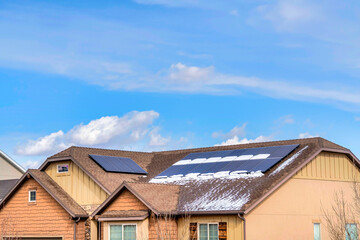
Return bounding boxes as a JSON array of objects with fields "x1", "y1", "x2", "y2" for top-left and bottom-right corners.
[
  {"x1": 89, "y1": 154, "x2": 147, "y2": 174},
  {"x1": 155, "y1": 144, "x2": 299, "y2": 179}
]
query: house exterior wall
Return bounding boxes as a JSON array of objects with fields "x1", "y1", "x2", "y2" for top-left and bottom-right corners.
[
  {"x1": 246, "y1": 152, "x2": 360, "y2": 240},
  {"x1": 101, "y1": 219, "x2": 149, "y2": 240},
  {"x1": 100, "y1": 189, "x2": 149, "y2": 240},
  {"x1": 45, "y1": 161, "x2": 108, "y2": 206},
  {"x1": 149, "y1": 215, "x2": 177, "y2": 240},
  {"x1": 0, "y1": 155, "x2": 23, "y2": 180},
  {"x1": 0, "y1": 177, "x2": 86, "y2": 240},
  {"x1": 177, "y1": 215, "x2": 244, "y2": 240},
  {"x1": 103, "y1": 189, "x2": 148, "y2": 212}
]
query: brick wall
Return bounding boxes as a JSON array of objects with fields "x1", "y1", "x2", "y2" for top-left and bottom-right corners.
[{"x1": 0, "y1": 178, "x2": 85, "y2": 240}]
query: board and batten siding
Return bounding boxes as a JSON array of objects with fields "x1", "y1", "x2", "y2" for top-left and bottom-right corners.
[
  {"x1": 177, "y1": 215, "x2": 244, "y2": 240},
  {"x1": 45, "y1": 161, "x2": 108, "y2": 205},
  {"x1": 245, "y1": 152, "x2": 360, "y2": 240},
  {"x1": 294, "y1": 152, "x2": 360, "y2": 181}
]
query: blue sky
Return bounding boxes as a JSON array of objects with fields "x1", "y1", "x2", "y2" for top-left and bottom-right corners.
[{"x1": 1, "y1": 0, "x2": 360, "y2": 169}]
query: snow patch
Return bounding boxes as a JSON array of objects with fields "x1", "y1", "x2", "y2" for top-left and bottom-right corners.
[
  {"x1": 149, "y1": 170, "x2": 264, "y2": 185},
  {"x1": 270, "y1": 145, "x2": 309, "y2": 175},
  {"x1": 183, "y1": 185, "x2": 250, "y2": 211}
]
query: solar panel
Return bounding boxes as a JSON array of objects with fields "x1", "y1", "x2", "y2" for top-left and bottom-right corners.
[
  {"x1": 153, "y1": 144, "x2": 299, "y2": 179},
  {"x1": 89, "y1": 154, "x2": 147, "y2": 174}
]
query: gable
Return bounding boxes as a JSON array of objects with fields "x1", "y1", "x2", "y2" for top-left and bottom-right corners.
[
  {"x1": 103, "y1": 189, "x2": 148, "y2": 213},
  {"x1": 0, "y1": 178, "x2": 77, "y2": 238},
  {"x1": 294, "y1": 152, "x2": 360, "y2": 181},
  {"x1": 45, "y1": 160, "x2": 108, "y2": 205},
  {"x1": 0, "y1": 155, "x2": 23, "y2": 180}
]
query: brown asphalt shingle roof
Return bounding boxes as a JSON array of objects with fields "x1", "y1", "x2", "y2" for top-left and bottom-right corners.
[
  {"x1": 99, "y1": 210, "x2": 149, "y2": 218},
  {"x1": 45, "y1": 137, "x2": 355, "y2": 215},
  {"x1": 0, "y1": 179, "x2": 18, "y2": 201}
]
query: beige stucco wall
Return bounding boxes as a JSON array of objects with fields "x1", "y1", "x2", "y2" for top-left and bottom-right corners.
[
  {"x1": 0, "y1": 155, "x2": 23, "y2": 180},
  {"x1": 45, "y1": 160, "x2": 108, "y2": 205},
  {"x1": 177, "y1": 215, "x2": 244, "y2": 240},
  {"x1": 246, "y1": 152, "x2": 360, "y2": 240}
]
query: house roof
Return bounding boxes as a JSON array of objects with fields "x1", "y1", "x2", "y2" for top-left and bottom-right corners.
[
  {"x1": 0, "y1": 179, "x2": 18, "y2": 201},
  {"x1": 87, "y1": 137, "x2": 357, "y2": 216},
  {"x1": 0, "y1": 150, "x2": 25, "y2": 174},
  {"x1": 92, "y1": 181, "x2": 180, "y2": 217},
  {"x1": 0, "y1": 169, "x2": 88, "y2": 218}
]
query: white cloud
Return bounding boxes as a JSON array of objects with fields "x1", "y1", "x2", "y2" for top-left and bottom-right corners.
[
  {"x1": 213, "y1": 123, "x2": 272, "y2": 146},
  {"x1": 148, "y1": 127, "x2": 170, "y2": 146},
  {"x1": 212, "y1": 123, "x2": 247, "y2": 139},
  {"x1": 15, "y1": 111, "x2": 172, "y2": 156},
  {"x1": 276, "y1": 115, "x2": 295, "y2": 125},
  {"x1": 216, "y1": 135, "x2": 273, "y2": 146},
  {"x1": 22, "y1": 160, "x2": 42, "y2": 169},
  {"x1": 298, "y1": 132, "x2": 318, "y2": 139},
  {"x1": 15, "y1": 131, "x2": 67, "y2": 156},
  {"x1": 146, "y1": 63, "x2": 360, "y2": 106},
  {"x1": 257, "y1": 0, "x2": 321, "y2": 32},
  {"x1": 355, "y1": 117, "x2": 360, "y2": 121}
]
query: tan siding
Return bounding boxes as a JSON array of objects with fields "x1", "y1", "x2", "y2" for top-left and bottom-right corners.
[
  {"x1": 177, "y1": 215, "x2": 244, "y2": 240},
  {"x1": 0, "y1": 178, "x2": 86, "y2": 240},
  {"x1": 246, "y1": 152, "x2": 360, "y2": 240},
  {"x1": 45, "y1": 161, "x2": 108, "y2": 205},
  {"x1": 294, "y1": 152, "x2": 360, "y2": 181}
]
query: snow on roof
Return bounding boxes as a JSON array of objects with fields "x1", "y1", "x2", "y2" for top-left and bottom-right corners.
[
  {"x1": 149, "y1": 170, "x2": 264, "y2": 185},
  {"x1": 183, "y1": 183, "x2": 250, "y2": 211}
]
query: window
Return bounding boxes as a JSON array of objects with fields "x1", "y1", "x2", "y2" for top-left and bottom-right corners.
[
  {"x1": 57, "y1": 164, "x2": 69, "y2": 173},
  {"x1": 199, "y1": 223, "x2": 218, "y2": 240},
  {"x1": 109, "y1": 224, "x2": 136, "y2": 240},
  {"x1": 29, "y1": 190, "x2": 36, "y2": 202},
  {"x1": 314, "y1": 223, "x2": 321, "y2": 240},
  {"x1": 346, "y1": 224, "x2": 358, "y2": 240}
]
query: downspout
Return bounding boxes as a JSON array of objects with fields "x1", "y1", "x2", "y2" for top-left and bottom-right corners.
[
  {"x1": 98, "y1": 220, "x2": 101, "y2": 240},
  {"x1": 238, "y1": 213, "x2": 246, "y2": 240},
  {"x1": 73, "y1": 217, "x2": 81, "y2": 240}
]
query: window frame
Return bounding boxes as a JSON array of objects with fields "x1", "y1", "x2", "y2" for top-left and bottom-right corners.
[
  {"x1": 346, "y1": 223, "x2": 358, "y2": 240},
  {"x1": 56, "y1": 164, "x2": 69, "y2": 173},
  {"x1": 28, "y1": 190, "x2": 36, "y2": 202},
  {"x1": 313, "y1": 222, "x2": 321, "y2": 240},
  {"x1": 108, "y1": 223, "x2": 137, "y2": 240},
  {"x1": 198, "y1": 222, "x2": 219, "y2": 240}
]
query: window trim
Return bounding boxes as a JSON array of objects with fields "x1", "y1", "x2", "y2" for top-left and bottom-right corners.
[
  {"x1": 345, "y1": 223, "x2": 358, "y2": 240},
  {"x1": 108, "y1": 223, "x2": 137, "y2": 240},
  {"x1": 56, "y1": 164, "x2": 69, "y2": 173},
  {"x1": 28, "y1": 190, "x2": 36, "y2": 202},
  {"x1": 198, "y1": 222, "x2": 219, "y2": 240},
  {"x1": 313, "y1": 222, "x2": 321, "y2": 240}
]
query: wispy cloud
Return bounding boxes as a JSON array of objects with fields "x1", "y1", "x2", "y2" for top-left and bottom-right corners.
[
  {"x1": 213, "y1": 123, "x2": 273, "y2": 146},
  {"x1": 298, "y1": 132, "x2": 318, "y2": 139},
  {"x1": 15, "y1": 111, "x2": 178, "y2": 156},
  {"x1": 216, "y1": 135, "x2": 273, "y2": 146}
]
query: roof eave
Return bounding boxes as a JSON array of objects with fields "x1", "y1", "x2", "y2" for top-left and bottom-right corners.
[{"x1": 0, "y1": 150, "x2": 25, "y2": 173}]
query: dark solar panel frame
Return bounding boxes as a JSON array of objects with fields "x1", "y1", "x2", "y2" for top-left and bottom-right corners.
[{"x1": 90, "y1": 154, "x2": 147, "y2": 174}]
